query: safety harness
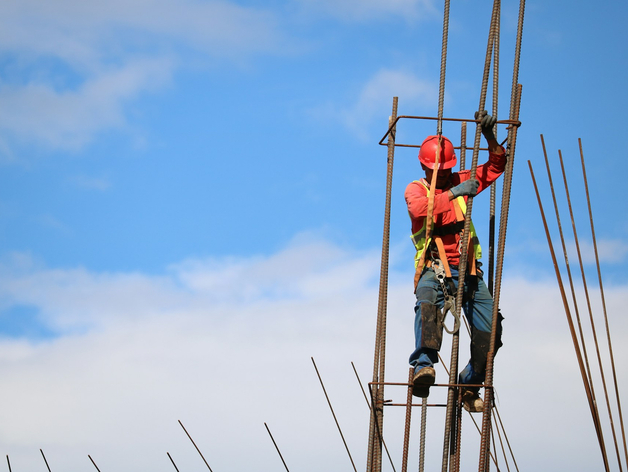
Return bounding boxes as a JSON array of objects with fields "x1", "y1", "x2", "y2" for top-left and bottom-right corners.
[{"x1": 410, "y1": 179, "x2": 483, "y2": 334}]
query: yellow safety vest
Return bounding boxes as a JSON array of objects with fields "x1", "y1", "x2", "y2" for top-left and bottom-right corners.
[{"x1": 410, "y1": 180, "x2": 482, "y2": 269}]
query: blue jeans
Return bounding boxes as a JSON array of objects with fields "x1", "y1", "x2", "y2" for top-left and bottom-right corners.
[{"x1": 409, "y1": 266, "x2": 498, "y2": 385}]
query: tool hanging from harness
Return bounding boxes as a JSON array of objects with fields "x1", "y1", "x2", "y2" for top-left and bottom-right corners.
[{"x1": 410, "y1": 179, "x2": 483, "y2": 338}]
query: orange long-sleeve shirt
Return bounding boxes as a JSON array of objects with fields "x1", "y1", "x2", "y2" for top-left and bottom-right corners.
[{"x1": 405, "y1": 149, "x2": 507, "y2": 266}]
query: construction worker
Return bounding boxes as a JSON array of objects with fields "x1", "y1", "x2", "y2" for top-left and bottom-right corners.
[{"x1": 405, "y1": 112, "x2": 506, "y2": 412}]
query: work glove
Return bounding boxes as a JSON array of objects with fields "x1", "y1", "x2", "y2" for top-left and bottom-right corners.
[
  {"x1": 474, "y1": 110, "x2": 497, "y2": 141},
  {"x1": 450, "y1": 179, "x2": 479, "y2": 199}
]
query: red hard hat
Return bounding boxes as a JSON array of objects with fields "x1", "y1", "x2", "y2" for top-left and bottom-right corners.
[{"x1": 418, "y1": 135, "x2": 457, "y2": 170}]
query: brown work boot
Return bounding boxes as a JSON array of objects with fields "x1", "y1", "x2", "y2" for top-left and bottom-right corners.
[
  {"x1": 412, "y1": 366, "x2": 435, "y2": 398},
  {"x1": 461, "y1": 388, "x2": 484, "y2": 413}
]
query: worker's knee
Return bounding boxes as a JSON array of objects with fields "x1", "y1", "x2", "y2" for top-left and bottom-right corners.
[
  {"x1": 470, "y1": 312, "x2": 503, "y2": 375},
  {"x1": 419, "y1": 302, "x2": 444, "y2": 351}
]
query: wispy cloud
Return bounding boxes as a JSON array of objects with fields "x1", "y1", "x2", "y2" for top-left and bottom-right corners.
[
  {"x1": 0, "y1": 58, "x2": 172, "y2": 150},
  {"x1": 0, "y1": 237, "x2": 624, "y2": 471},
  {"x1": 0, "y1": 0, "x2": 287, "y2": 152},
  {"x1": 295, "y1": 0, "x2": 438, "y2": 22},
  {"x1": 330, "y1": 69, "x2": 438, "y2": 140}
]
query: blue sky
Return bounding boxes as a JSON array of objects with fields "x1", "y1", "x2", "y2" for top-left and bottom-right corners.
[{"x1": 0, "y1": 0, "x2": 627, "y2": 471}]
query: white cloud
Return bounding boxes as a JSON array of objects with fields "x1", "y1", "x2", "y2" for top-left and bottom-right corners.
[
  {"x1": 331, "y1": 69, "x2": 438, "y2": 140},
  {"x1": 0, "y1": 239, "x2": 625, "y2": 471},
  {"x1": 0, "y1": 58, "x2": 172, "y2": 150},
  {"x1": 0, "y1": 0, "x2": 285, "y2": 67},
  {"x1": 566, "y1": 238, "x2": 628, "y2": 265},
  {"x1": 296, "y1": 0, "x2": 438, "y2": 22},
  {"x1": 0, "y1": 0, "x2": 287, "y2": 152}
]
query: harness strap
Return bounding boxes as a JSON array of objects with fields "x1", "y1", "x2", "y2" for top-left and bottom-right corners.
[{"x1": 434, "y1": 237, "x2": 452, "y2": 278}]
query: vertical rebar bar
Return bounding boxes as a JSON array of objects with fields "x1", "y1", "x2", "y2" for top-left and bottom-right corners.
[
  {"x1": 178, "y1": 420, "x2": 214, "y2": 472},
  {"x1": 167, "y1": 452, "x2": 180, "y2": 472},
  {"x1": 367, "y1": 97, "x2": 398, "y2": 472},
  {"x1": 40, "y1": 450, "x2": 51, "y2": 472},
  {"x1": 444, "y1": 3, "x2": 501, "y2": 471},
  {"x1": 401, "y1": 367, "x2": 413, "y2": 472},
  {"x1": 558, "y1": 149, "x2": 623, "y2": 471},
  {"x1": 540, "y1": 138, "x2": 601, "y2": 430},
  {"x1": 352, "y1": 363, "x2": 396, "y2": 472},
  {"x1": 264, "y1": 423, "x2": 290, "y2": 472},
  {"x1": 580, "y1": 138, "x2": 628, "y2": 469},
  {"x1": 312, "y1": 357, "x2": 358, "y2": 472},
  {"x1": 487, "y1": 5, "x2": 500, "y2": 296},
  {"x1": 494, "y1": 407, "x2": 520, "y2": 472},
  {"x1": 528, "y1": 161, "x2": 610, "y2": 471},
  {"x1": 419, "y1": 398, "x2": 428, "y2": 472},
  {"x1": 460, "y1": 122, "x2": 467, "y2": 171},
  {"x1": 88, "y1": 455, "x2": 101, "y2": 472},
  {"x1": 437, "y1": 0, "x2": 451, "y2": 135}
]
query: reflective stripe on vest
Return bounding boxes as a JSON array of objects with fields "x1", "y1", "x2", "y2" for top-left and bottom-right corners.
[{"x1": 410, "y1": 180, "x2": 482, "y2": 267}]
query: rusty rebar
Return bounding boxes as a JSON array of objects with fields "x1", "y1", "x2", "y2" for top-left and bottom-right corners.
[
  {"x1": 418, "y1": 397, "x2": 428, "y2": 472},
  {"x1": 443, "y1": 2, "x2": 501, "y2": 470},
  {"x1": 540, "y1": 138, "x2": 599, "y2": 422},
  {"x1": 437, "y1": 0, "x2": 451, "y2": 135},
  {"x1": 493, "y1": 415, "x2": 509, "y2": 472},
  {"x1": 528, "y1": 160, "x2": 610, "y2": 471},
  {"x1": 88, "y1": 455, "x2": 101, "y2": 472},
  {"x1": 40, "y1": 449, "x2": 51, "y2": 472},
  {"x1": 558, "y1": 148, "x2": 623, "y2": 471},
  {"x1": 494, "y1": 406, "x2": 520, "y2": 472},
  {"x1": 178, "y1": 420, "x2": 214, "y2": 472},
  {"x1": 378, "y1": 115, "x2": 520, "y2": 147},
  {"x1": 460, "y1": 121, "x2": 467, "y2": 170},
  {"x1": 451, "y1": 390, "x2": 464, "y2": 472},
  {"x1": 580, "y1": 138, "x2": 628, "y2": 468},
  {"x1": 264, "y1": 423, "x2": 290, "y2": 472},
  {"x1": 488, "y1": 6, "x2": 501, "y2": 297},
  {"x1": 312, "y1": 357, "x2": 358, "y2": 472},
  {"x1": 542, "y1": 140, "x2": 591, "y2": 362},
  {"x1": 167, "y1": 452, "x2": 180, "y2": 472},
  {"x1": 401, "y1": 367, "x2": 413, "y2": 472},
  {"x1": 367, "y1": 96, "x2": 397, "y2": 472},
  {"x1": 479, "y1": 74, "x2": 522, "y2": 471},
  {"x1": 351, "y1": 362, "x2": 396, "y2": 472}
]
